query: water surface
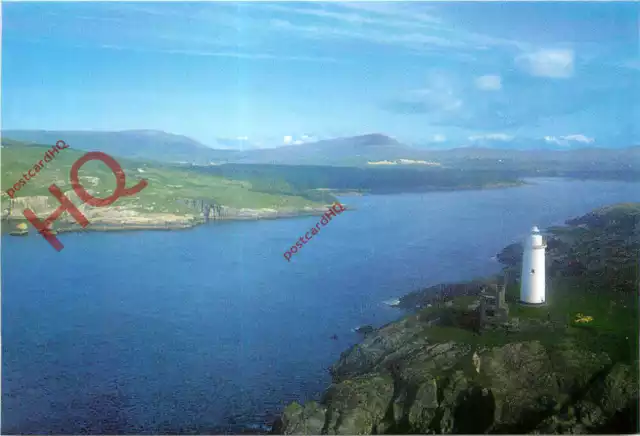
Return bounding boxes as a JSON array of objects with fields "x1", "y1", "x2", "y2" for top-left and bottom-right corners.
[{"x1": 3, "y1": 178, "x2": 640, "y2": 433}]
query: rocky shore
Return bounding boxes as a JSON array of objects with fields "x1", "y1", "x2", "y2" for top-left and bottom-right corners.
[
  {"x1": 272, "y1": 203, "x2": 640, "y2": 434},
  {"x1": 1, "y1": 195, "x2": 333, "y2": 235},
  {"x1": 276, "y1": 338, "x2": 637, "y2": 434}
]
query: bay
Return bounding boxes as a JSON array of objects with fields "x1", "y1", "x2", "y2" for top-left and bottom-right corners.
[{"x1": 3, "y1": 178, "x2": 640, "y2": 433}]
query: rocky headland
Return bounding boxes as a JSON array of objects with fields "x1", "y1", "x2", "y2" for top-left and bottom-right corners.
[
  {"x1": 273, "y1": 203, "x2": 640, "y2": 434},
  {"x1": 1, "y1": 195, "x2": 333, "y2": 234}
]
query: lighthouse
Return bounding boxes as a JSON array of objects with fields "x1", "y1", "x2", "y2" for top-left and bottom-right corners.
[{"x1": 520, "y1": 226, "x2": 546, "y2": 305}]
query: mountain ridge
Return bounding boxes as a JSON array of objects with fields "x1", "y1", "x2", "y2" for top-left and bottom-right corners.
[{"x1": 3, "y1": 129, "x2": 639, "y2": 168}]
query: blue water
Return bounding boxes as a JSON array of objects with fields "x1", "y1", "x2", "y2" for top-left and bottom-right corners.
[{"x1": 3, "y1": 178, "x2": 640, "y2": 434}]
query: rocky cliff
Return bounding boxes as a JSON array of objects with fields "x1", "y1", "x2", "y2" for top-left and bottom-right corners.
[
  {"x1": 178, "y1": 198, "x2": 329, "y2": 221},
  {"x1": 2, "y1": 194, "x2": 331, "y2": 233},
  {"x1": 276, "y1": 336, "x2": 637, "y2": 434},
  {"x1": 1, "y1": 194, "x2": 198, "y2": 231}
]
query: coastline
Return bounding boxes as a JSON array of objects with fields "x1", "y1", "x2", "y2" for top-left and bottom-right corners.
[
  {"x1": 320, "y1": 180, "x2": 527, "y2": 197},
  {"x1": 272, "y1": 202, "x2": 640, "y2": 435},
  {"x1": 1, "y1": 180, "x2": 526, "y2": 236},
  {"x1": 1, "y1": 204, "x2": 339, "y2": 236}
]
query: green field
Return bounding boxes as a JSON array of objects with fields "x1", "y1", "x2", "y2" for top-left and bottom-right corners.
[
  {"x1": 415, "y1": 276, "x2": 638, "y2": 367},
  {"x1": 1, "y1": 142, "x2": 325, "y2": 215},
  {"x1": 399, "y1": 202, "x2": 640, "y2": 372}
]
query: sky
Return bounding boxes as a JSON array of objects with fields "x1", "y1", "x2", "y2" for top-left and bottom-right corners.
[{"x1": 2, "y1": 1, "x2": 639, "y2": 149}]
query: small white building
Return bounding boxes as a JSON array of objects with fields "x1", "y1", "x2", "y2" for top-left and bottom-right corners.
[{"x1": 520, "y1": 226, "x2": 546, "y2": 305}]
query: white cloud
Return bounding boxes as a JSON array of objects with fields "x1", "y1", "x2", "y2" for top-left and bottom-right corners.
[
  {"x1": 544, "y1": 134, "x2": 594, "y2": 146},
  {"x1": 469, "y1": 133, "x2": 514, "y2": 142},
  {"x1": 283, "y1": 135, "x2": 318, "y2": 146},
  {"x1": 260, "y1": 3, "x2": 440, "y2": 28},
  {"x1": 98, "y1": 44, "x2": 338, "y2": 63},
  {"x1": 335, "y1": 2, "x2": 442, "y2": 26},
  {"x1": 270, "y1": 18, "x2": 468, "y2": 51},
  {"x1": 236, "y1": 136, "x2": 249, "y2": 141},
  {"x1": 475, "y1": 75, "x2": 502, "y2": 91},
  {"x1": 432, "y1": 134, "x2": 447, "y2": 142},
  {"x1": 267, "y1": 3, "x2": 528, "y2": 54},
  {"x1": 563, "y1": 134, "x2": 594, "y2": 143},
  {"x1": 410, "y1": 79, "x2": 464, "y2": 112},
  {"x1": 516, "y1": 49, "x2": 574, "y2": 78}
]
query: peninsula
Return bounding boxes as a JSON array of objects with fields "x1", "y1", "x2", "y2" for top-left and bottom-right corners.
[
  {"x1": 274, "y1": 203, "x2": 639, "y2": 434},
  {"x1": 0, "y1": 140, "x2": 333, "y2": 233},
  {"x1": 1, "y1": 139, "x2": 525, "y2": 234}
]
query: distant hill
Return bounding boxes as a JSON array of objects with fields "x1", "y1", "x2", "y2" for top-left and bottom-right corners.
[
  {"x1": 314, "y1": 133, "x2": 402, "y2": 148},
  {"x1": 1, "y1": 129, "x2": 235, "y2": 164},
  {"x1": 0, "y1": 141, "x2": 328, "y2": 224},
  {"x1": 236, "y1": 133, "x2": 422, "y2": 166},
  {"x1": 0, "y1": 130, "x2": 421, "y2": 166},
  {"x1": 3, "y1": 130, "x2": 640, "y2": 174}
]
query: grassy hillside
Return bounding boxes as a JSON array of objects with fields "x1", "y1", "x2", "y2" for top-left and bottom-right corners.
[
  {"x1": 402, "y1": 202, "x2": 640, "y2": 362},
  {"x1": 0, "y1": 142, "x2": 324, "y2": 215},
  {"x1": 2, "y1": 130, "x2": 230, "y2": 164},
  {"x1": 4, "y1": 132, "x2": 640, "y2": 184},
  {"x1": 187, "y1": 163, "x2": 525, "y2": 195}
]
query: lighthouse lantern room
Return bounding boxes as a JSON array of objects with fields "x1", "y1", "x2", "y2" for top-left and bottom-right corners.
[{"x1": 520, "y1": 226, "x2": 546, "y2": 305}]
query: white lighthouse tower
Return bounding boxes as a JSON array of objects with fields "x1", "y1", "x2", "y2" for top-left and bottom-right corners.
[{"x1": 520, "y1": 226, "x2": 546, "y2": 305}]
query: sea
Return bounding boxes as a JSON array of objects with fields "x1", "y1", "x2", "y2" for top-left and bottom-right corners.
[{"x1": 3, "y1": 178, "x2": 640, "y2": 434}]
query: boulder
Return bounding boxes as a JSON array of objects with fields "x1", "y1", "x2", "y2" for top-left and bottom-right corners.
[
  {"x1": 321, "y1": 374, "x2": 395, "y2": 434},
  {"x1": 354, "y1": 325, "x2": 375, "y2": 336},
  {"x1": 276, "y1": 401, "x2": 327, "y2": 435}
]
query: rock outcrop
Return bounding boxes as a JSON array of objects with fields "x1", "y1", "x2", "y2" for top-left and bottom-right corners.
[
  {"x1": 274, "y1": 204, "x2": 640, "y2": 435},
  {"x1": 2, "y1": 194, "x2": 198, "y2": 230},
  {"x1": 275, "y1": 335, "x2": 637, "y2": 434},
  {"x1": 2, "y1": 194, "x2": 331, "y2": 233}
]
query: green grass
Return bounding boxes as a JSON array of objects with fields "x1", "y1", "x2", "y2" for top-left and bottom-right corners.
[
  {"x1": 1, "y1": 144, "x2": 324, "y2": 214},
  {"x1": 418, "y1": 276, "x2": 638, "y2": 363},
  {"x1": 450, "y1": 295, "x2": 479, "y2": 310},
  {"x1": 418, "y1": 324, "x2": 554, "y2": 349}
]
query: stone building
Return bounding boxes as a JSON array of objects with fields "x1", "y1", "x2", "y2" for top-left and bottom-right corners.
[{"x1": 478, "y1": 283, "x2": 509, "y2": 327}]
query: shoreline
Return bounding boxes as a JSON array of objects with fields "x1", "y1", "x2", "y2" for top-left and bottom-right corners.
[
  {"x1": 1, "y1": 205, "x2": 345, "y2": 236},
  {"x1": 273, "y1": 202, "x2": 640, "y2": 434},
  {"x1": 1, "y1": 181, "x2": 527, "y2": 237},
  {"x1": 326, "y1": 180, "x2": 527, "y2": 197}
]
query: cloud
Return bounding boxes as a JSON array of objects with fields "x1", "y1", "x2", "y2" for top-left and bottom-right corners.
[
  {"x1": 98, "y1": 44, "x2": 339, "y2": 63},
  {"x1": 544, "y1": 134, "x2": 595, "y2": 146},
  {"x1": 259, "y1": 3, "x2": 440, "y2": 28},
  {"x1": 432, "y1": 134, "x2": 447, "y2": 143},
  {"x1": 63, "y1": 2, "x2": 531, "y2": 66},
  {"x1": 563, "y1": 134, "x2": 595, "y2": 143},
  {"x1": 475, "y1": 75, "x2": 502, "y2": 91},
  {"x1": 159, "y1": 48, "x2": 339, "y2": 63},
  {"x1": 469, "y1": 133, "x2": 514, "y2": 141},
  {"x1": 516, "y1": 49, "x2": 574, "y2": 78},
  {"x1": 269, "y1": 18, "x2": 469, "y2": 51},
  {"x1": 282, "y1": 134, "x2": 318, "y2": 146},
  {"x1": 266, "y1": 3, "x2": 528, "y2": 54},
  {"x1": 380, "y1": 63, "x2": 635, "y2": 131},
  {"x1": 386, "y1": 76, "x2": 464, "y2": 115},
  {"x1": 335, "y1": 2, "x2": 442, "y2": 26},
  {"x1": 214, "y1": 136, "x2": 260, "y2": 150}
]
